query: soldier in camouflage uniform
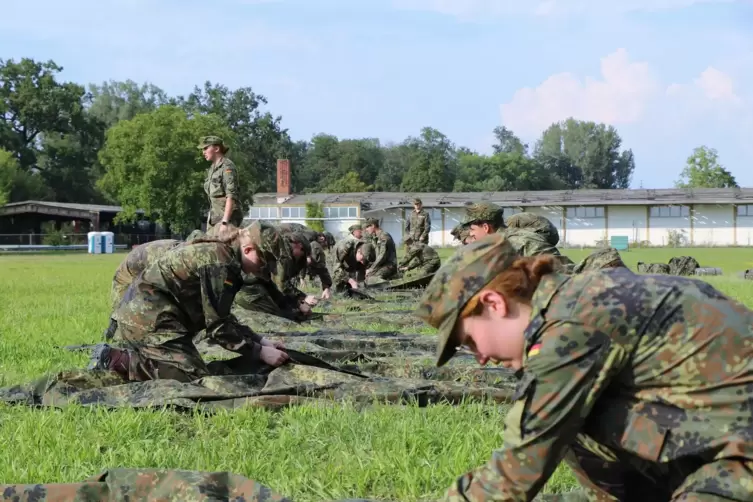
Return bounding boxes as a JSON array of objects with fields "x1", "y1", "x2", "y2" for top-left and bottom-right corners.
[
  {"x1": 363, "y1": 218, "x2": 398, "y2": 281},
  {"x1": 417, "y1": 233, "x2": 753, "y2": 501},
  {"x1": 398, "y1": 237, "x2": 441, "y2": 276},
  {"x1": 200, "y1": 136, "x2": 244, "y2": 234},
  {"x1": 88, "y1": 222, "x2": 291, "y2": 383},
  {"x1": 331, "y1": 238, "x2": 375, "y2": 292},
  {"x1": 464, "y1": 202, "x2": 575, "y2": 267},
  {"x1": 405, "y1": 197, "x2": 431, "y2": 244}
]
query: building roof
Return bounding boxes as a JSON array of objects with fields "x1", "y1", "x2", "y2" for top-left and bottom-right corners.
[
  {"x1": 0, "y1": 200, "x2": 126, "y2": 213},
  {"x1": 252, "y1": 187, "x2": 753, "y2": 209}
]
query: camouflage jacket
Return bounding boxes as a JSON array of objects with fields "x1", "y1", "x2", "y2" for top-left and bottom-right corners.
[
  {"x1": 399, "y1": 242, "x2": 439, "y2": 271},
  {"x1": 114, "y1": 241, "x2": 260, "y2": 357},
  {"x1": 368, "y1": 229, "x2": 397, "y2": 272},
  {"x1": 505, "y1": 213, "x2": 560, "y2": 248},
  {"x1": 443, "y1": 268, "x2": 753, "y2": 500},
  {"x1": 204, "y1": 157, "x2": 243, "y2": 224},
  {"x1": 114, "y1": 239, "x2": 183, "y2": 286},
  {"x1": 278, "y1": 222, "x2": 319, "y2": 243},
  {"x1": 406, "y1": 209, "x2": 431, "y2": 242}
]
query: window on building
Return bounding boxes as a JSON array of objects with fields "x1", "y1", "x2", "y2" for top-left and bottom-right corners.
[
  {"x1": 281, "y1": 206, "x2": 305, "y2": 218},
  {"x1": 249, "y1": 206, "x2": 280, "y2": 219},
  {"x1": 737, "y1": 205, "x2": 753, "y2": 217},
  {"x1": 565, "y1": 206, "x2": 605, "y2": 218},
  {"x1": 649, "y1": 205, "x2": 690, "y2": 218},
  {"x1": 323, "y1": 206, "x2": 358, "y2": 218},
  {"x1": 430, "y1": 208, "x2": 442, "y2": 221}
]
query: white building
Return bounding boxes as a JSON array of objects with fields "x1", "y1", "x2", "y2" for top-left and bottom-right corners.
[{"x1": 248, "y1": 184, "x2": 753, "y2": 248}]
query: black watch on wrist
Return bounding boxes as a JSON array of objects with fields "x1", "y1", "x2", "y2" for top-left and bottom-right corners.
[{"x1": 221, "y1": 221, "x2": 228, "y2": 226}]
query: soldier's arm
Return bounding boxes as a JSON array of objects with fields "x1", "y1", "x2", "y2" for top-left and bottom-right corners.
[
  {"x1": 421, "y1": 212, "x2": 431, "y2": 241},
  {"x1": 442, "y1": 321, "x2": 629, "y2": 501},
  {"x1": 199, "y1": 264, "x2": 262, "y2": 360},
  {"x1": 221, "y1": 164, "x2": 241, "y2": 222}
]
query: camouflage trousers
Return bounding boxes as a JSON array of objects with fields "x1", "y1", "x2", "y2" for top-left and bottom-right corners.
[
  {"x1": 405, "y1": 259, "x2": 440, "y2": 277},
  {"x1": 563, "y1": 436, "x2": 753, "y2": 501},
  {"x1": 234, "y1": 284, "x2": 302, "y2": 322},
  {"x1": 112, "y1": 323, "x2": 268, "y2": 383},
  {"x1": 367, "y1": 263, "x2": 398, "y2": 281}
]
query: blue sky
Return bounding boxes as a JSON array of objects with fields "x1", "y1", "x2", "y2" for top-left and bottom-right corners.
[{"x1": 2, "y1": 0, "x2": 752, "y2": 189}]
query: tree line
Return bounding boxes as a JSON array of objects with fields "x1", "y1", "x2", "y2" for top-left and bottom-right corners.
[{"x1": 0, "y1": 57, "x2": 739, "y2": 231}]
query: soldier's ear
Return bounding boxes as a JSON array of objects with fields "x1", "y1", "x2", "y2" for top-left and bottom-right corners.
[{"x1": 477, "y1": 290, "x2": 508, "y2": 318}]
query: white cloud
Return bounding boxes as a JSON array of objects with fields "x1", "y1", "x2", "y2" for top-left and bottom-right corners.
[
  {"x1": 393, "y1": 0, "x2": 738, "y2": 19},
  {"x1": 500, "y1": 49, "x2": 659, "y2": 137},
  {"x1": 500, "y1": 49, "x2": 749, "y2": 139}
]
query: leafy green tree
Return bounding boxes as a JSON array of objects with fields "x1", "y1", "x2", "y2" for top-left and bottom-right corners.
[
  {"x1": 0, "y1": 58, "x2": 87, "y2": 171},
  {"x1": 97, "y1": 105, "x2": 233, "y2": 232},
  {"x1": 322, "y1": 171, "x2": 372, "y2": 193},
  {"x1": 675, "y1": 146, "x2": 738, "y2": 188},
  {"x1": 534, "y1": 118, "x2": 634, "y2": 189},
  {"x1": 400, "y1": 127, "x2": 457, "y2": 192}
]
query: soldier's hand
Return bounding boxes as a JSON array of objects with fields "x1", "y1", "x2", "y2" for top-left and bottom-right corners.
[
  {"x1": 260, "y1": 346, "x2": 289, "y2": 366},
  {"x1": 348, "y1": 279, "x2": 359, "y2": 289},
  {"x1": 320, "y1": 288, "x2": 332, "y2": 300},
  {"x1": 304, "y1": 295, "x2": 319, "y2": 306},
  {"x1": 299, "y1": 302, "x2": 312, "y2": 315}
]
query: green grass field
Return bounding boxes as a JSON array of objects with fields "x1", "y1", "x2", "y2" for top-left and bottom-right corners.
[{"x1": 1, "y1": 246, "x2": 752, "y2": 500}]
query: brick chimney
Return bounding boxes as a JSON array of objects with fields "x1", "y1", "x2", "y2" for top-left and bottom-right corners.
[{"x1": 276, "y1": 159, "x2": 291, "y2": 196}]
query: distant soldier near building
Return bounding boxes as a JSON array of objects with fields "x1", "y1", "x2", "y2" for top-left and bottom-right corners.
[
  {"x1": 405, "y1": 197, "x2": 431, "y2": 244},
  {"x1": 399, "y1": 237, "x2": 441, "y2": 276},
  {"x1": 363, "y1": 218, "x2": 399, "y2": 281},
  {"x1": 199, "y1": 136, "x2": 244, "y2": 235},
  {"x1": 463, "y1": 202, "x2": 575, "y2": 267}
]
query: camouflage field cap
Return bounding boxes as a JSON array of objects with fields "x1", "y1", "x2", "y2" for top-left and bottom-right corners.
[
  {"x1": 245, "y1": 221, "x2": 290, "y2": 266},
  {"x1": 450, "y1": 223, "x2": 471, "y2": 242},
  {"x1": 197, "y1": 136, "x2": 228, "y2": 151},
  {"x1": 363, "y1": 218, "x2": 379, "y2": 228},
  {"x1": 463, "y1": 201, "x2": 505, "y2": 227},
  {"x1": 348, "y1": 224, "x2": 362, "y2": 233},
  {"x1": 357, "y1": 241, "x2": 376, "y2": 265},
  {"x1": 415, "y1": 233, "x2": 520, "y2": 367}
]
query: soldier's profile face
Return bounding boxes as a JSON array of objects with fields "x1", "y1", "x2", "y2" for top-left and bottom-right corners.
[
  {"x1": 469, "y1": 223, "x2": 492, "y2": 240},
  {"x1": 413, "y1": 203, "x2": 421, "y2": 211},
  {"x1": 292, "y1": 242, "x2": 304, "y2": 258},
  {"x1": 353, "y1": 229, "x2": 362, "y2": 239},
  {"x1": 241, "y1": 245, "x2": 263, "y2": 274},
  {"x1": 202, "y1": 145, "x2": 219, "y2": 161}
]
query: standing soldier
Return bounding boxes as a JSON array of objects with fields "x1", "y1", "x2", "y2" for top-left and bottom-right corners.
[
  {"x1": 199, "y1": 136, "x2": 244, "y2": 234},
  {"x1": 363, "y1": 218, "x2": 398, "y2": 281},
  {"x1": 398, "y1": 237, "x2": 441, "y2": 276},
  {"x1": 406, "y1": 197, "x2": 431, "y2": 244}
]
